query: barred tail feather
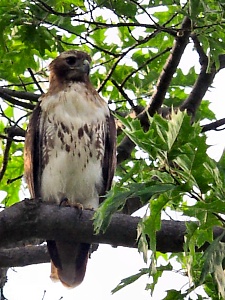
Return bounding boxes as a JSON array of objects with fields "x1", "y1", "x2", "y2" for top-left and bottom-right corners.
[{"x1": 47, "y1": 240, "x2": 90, "y2": 288}]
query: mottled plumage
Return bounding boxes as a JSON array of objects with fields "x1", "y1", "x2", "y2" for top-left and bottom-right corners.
[{"x1": 24, "y1": 50, "x2": 116, "y2": 287}]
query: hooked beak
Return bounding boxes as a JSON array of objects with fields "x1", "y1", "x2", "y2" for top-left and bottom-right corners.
[
  {"x1": 70, "y1": 59, "x2": 90, "y2": 75},
  {"x1": 82, "y1": 59, "x2": 90, "y2": 74}
]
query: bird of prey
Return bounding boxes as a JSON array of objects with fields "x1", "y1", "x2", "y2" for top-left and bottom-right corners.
[{"x1": 24, "y1": 50, "x2": 116, "y2": 287}]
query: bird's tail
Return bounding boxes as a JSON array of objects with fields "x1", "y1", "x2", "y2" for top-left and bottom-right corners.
[{"x1": 47, "y1": 240, "x2": 90, "y2": 288}]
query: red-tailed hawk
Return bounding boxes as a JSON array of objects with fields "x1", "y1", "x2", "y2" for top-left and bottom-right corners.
[{"x1": 24, "y1": 50, "x2": 116, "y2": 287}]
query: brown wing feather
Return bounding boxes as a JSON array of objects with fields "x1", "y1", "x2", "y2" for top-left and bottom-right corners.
[
  {"x1": 100, "y1": 112, "x2": 117, "y2": 201},
  {"x1": 24, "y1": 103, "x2": 42, "y2": 199}
]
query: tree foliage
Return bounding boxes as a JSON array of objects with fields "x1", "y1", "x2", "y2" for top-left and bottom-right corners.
[{"x1": 1, "y1": 0, "x2": 225, "y2": 298}]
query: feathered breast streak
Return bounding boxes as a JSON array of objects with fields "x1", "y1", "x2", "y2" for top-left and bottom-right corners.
[{"x1": 39, "y1": 82, "x2": 109, "y2": 208}]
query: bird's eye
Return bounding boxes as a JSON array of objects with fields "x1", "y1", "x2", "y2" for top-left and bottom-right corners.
[{"x1": 66, "y1": 56, "x2": 77, "y2": 65}]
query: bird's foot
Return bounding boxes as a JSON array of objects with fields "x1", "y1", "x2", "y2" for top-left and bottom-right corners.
[
  {"x1": 86, "y1": 207, "x2": 94, "y2": 211},
  {"x1": 59, "y1": 198, "x2": 83, "y2": 217},
  {"x1": 59, "y1": 197, "x2": 70, "y2": 207},
  {"x1": 73, "y1": 202, "x2": 84, "y2": 210},
  {"x1": 72, "y1": 202, "x2": 83, "y2": 218}
]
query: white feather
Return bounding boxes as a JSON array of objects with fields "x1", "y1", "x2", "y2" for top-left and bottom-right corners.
[{"x1": 39, "y1": 82, "x2": 109, "y2": 209}]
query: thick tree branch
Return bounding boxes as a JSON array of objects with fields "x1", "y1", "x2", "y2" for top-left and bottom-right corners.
[
  {"x1": 180, "y1": 53, "x2": 225, "y2": 118},
  {"x1": 4, "y1": 126, "x2": 26, "y2": 138},
  {"x1": 117, "y1": 136, "x2": 136, "y2": 164},
  {"x1": 0, "y1": 199, "x2": 140, "y2": 249},
  {"x1": 179, "y1": 55, "x2": 225, "y2": 116},
  {"x1": 0, "y1": 245, "x2": 49, "y2": 267},
  {"x1": 191, "y1": 33, "x2": 208, "y2": 66},
  {"x1": 0, "y1": 199, "x2": 225, "y2": 269},
  {"x1": 179, "y1": 66, "x2": 216, "y2": 116},
  {"x1": 143, "y1": 16, "x2": 192, "y2": 127}
]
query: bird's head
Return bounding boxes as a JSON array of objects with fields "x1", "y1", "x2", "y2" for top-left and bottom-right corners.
[{"x1": 49, "y1": 50, "x2": 92, "y2": 83}]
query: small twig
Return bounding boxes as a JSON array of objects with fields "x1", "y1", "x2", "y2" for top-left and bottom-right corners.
[
  {"x1": 0, "y1": 87, "x2": 39, "y2": 102},
  {"x1": 162, "y1": 1, "x2": 188, "y2": 28},
  {"x1": 27, "y1": 68, "x2": 44, "y2": 94},
  {"x1": 0, "y1": 91, "x2": 35, "y2": 110},
  {"x1": 0, "y1": 134, "x2": 24, "y2": 143},
  {"x1": 120, "y1": 47, "x2": 172, "y2": 89},
  {"x1": 201, "y1": 118, "x2": 225, "y2": 133},
  {"x1": 0, "y1": 136, "x2": 13, "y2": 182},
  {"x1": 97, "y1": 56, "x2": 122, "y2": 92},
  {"x1": 98, "y1": 30, "x2": 160, "y2": 92},
  {"x1": 7, "y1": 175, "x2": 23, "y2": 184},
  {"x1": 111, "y1": 79, "x2": 137, "y2": 111},
  {"x1": 130, "y1": 0, "x2": 160, "y2": 28},
  {"x1": 193, "y1": 21, "x2": 225, "y2": 30},
  {"x1": 56, "y1": 26, "x2": 120, "y2": 58},
  {"x1": 35, "y1": 1, "x2": 172, "y2": 34},
  {"x1": 0, "y1": 124, "x2": 26, "y2": 182},
  {"x1": 92, "y1": 57, "x2": 116, "y2": 69},
  {"x1": 0, "y1": 106, "x2": 13, "y2": 126},
  {"x1": 18, "y1": 76, "x2": 28, "y2": 92},
  {"x1": 213, "y1": 212, "x2": 225, "y2": 224},
  {"x1": 36, "y1": 0, "x2": 87, "y2": 17},
  {"x1": 41, "y1": 290, "x2": 46, "y2": 300},
  {"x1": 2, "y1": 81, "x2": 47, "y2": 89}
]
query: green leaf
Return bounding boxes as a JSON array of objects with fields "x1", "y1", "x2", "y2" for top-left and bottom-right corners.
[
  {"x1": 198, "y1": 233, "x2": 225, "y2": 299},
  {"x1": 163, "y1": 289, "x2": 187, "y2": 300},
  {"x1": 111, "y1": 268, "x2": 149, "y2": 294},
  {"x1": 93, "y1": 181, "x2": 175, "y2": 234},
  {"x1": 143, "y1": 194, "x2": 171, "y2": 252}
]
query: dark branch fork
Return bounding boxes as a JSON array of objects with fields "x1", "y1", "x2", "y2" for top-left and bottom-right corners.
[{"x1": 117, "y1": 17, "x2": 192, "y2": 164}]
